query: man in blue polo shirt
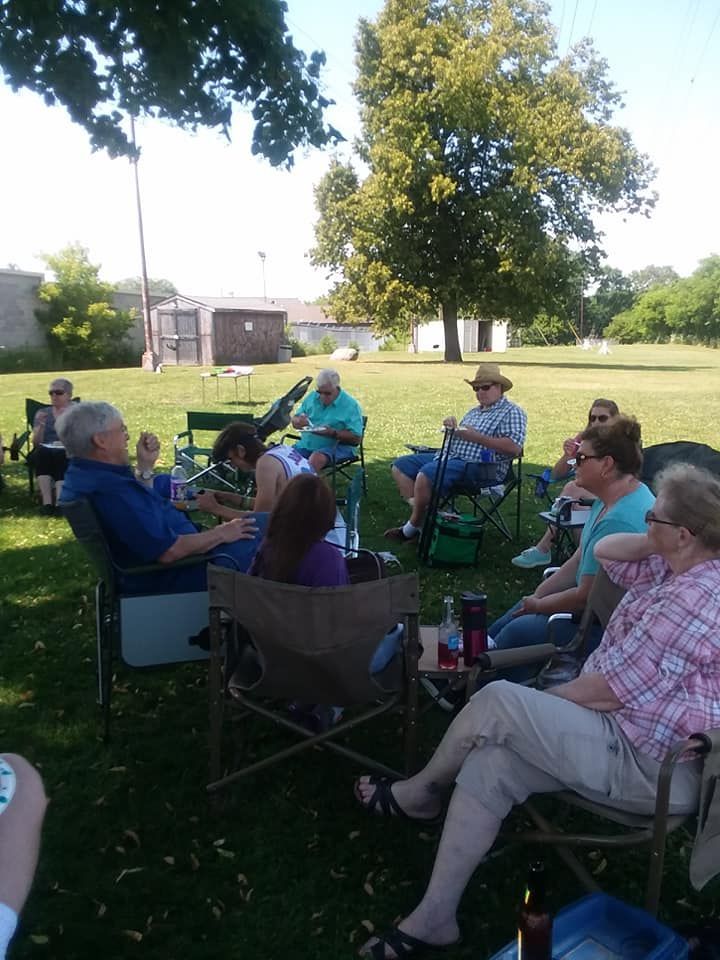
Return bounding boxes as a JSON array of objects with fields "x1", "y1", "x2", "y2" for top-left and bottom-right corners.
[
  {"x1": 385, "y1": 362, "x2": 527, "y2": 542},
  {"x1": 57, "y1": 401, "x2": 265, "y2": 594},
  {"x1": 290, "y1": 368, "x2": 363, "y2": 472}
]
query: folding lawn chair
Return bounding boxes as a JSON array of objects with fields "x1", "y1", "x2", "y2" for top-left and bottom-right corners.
[{"x1": 206, "y1": 568, "x2": 421, "y2": 792}]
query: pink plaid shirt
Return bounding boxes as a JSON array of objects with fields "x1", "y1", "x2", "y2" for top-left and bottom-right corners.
[{"x1": 583, "y1": 555, "x2": 720, "y2": 762}]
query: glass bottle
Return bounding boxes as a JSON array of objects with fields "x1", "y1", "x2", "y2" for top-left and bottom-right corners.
[
  {"x1": 517, "y1": 861, "x2": 553, "y2": 960},
  {"x1": 437, "y1": 595, "x2": 460, "y2": 669}
]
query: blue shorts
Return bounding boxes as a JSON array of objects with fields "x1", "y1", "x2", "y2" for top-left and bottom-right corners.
[
  {"x1": 295, "y1": 444, "x2": 357, "y2": 465},
  {"x1": 393, "y1": 453, "x2": 496, "y2": 495}
]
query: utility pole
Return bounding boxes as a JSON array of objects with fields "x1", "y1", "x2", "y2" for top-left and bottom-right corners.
[
  {"x1": 130, "y1": 116, "x2": 158, "y2": 371},
  {"x1": 258, "y1": 250, "x2": 267, "y2": 301}
]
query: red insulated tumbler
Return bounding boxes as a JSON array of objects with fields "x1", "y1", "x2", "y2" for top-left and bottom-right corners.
[{"x1": 461, "y1": 592, "x2": 487, "y2": 666}]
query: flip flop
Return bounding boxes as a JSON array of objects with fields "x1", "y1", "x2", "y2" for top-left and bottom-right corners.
[
  {"x1": 354, "y1": 776, "x2": 442, "y2": 825},
  {"x1": 360, "y1": 925, "x2": 457, "y2": 958},
  {"x1": 383, "y1": 526, "x2": 418, "y2": 542}
]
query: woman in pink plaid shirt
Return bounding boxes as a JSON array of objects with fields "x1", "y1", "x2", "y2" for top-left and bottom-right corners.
[{"x1": 354, "y1": 463, "x2": 720, "y2": 959}]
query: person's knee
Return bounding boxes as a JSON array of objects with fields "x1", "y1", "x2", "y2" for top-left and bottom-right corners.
[
  {"x1": 1, "y1": 755, "x2": 48, "y2": 823},
  {"x1": 467, "y1": 680, "x2": 531, "y2": 731},
  {"x1": 309, "y1": 452, "x2": 329, "y2": 471}
]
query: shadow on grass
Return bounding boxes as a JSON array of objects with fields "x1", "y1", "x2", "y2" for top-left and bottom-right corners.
[{"x1": 374, "y1": 358, "x2": 712, "y2": 372}]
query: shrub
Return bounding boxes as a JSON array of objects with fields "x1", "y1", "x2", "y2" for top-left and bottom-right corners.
[{"x1": 317, "y1": 334, "x2": 338, "y2": 354}]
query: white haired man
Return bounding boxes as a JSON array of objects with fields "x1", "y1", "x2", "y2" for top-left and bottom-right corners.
[
  {"x1": 57, "y1": 401, "x2": 265, "y2": 594},
  {"x1": 290, "y1": 369, "x2": 364, "y2": 472}
]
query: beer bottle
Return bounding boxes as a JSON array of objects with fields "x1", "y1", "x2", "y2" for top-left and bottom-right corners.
[{"x1": 518, "y1": 861, "x2": 552, "y2": 960}]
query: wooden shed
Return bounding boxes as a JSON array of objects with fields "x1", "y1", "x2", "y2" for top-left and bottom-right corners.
[{"x1": 150, "y1": 295, "x2": 286, "y2": 366}]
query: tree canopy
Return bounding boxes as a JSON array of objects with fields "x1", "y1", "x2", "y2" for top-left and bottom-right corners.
[
  {"x1": 311, "y1": 0, "x2": 656, "y2": 360},
  {"x1": 36, "y1": 243, "x2": 136, "y2": 366},
  {"x1": 115, "y1": 276, "x2": 178, "y2": 296},
  {"x1": 607, "y1": 256, "x2": 720, "y2": 345},
  {"x1": 0, "y1": 0, "x2": 341, "y2": 165}
]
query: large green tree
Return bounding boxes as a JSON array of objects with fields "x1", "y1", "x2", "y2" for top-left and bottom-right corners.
[
  {"x1": 36, "y1": 244, "x2": 136, "y2": 366},
  {"x1": 0, "y1": 0, "x2": 341, "y2": 165},
  {"x1": 312, "y1": 0, "x2": 655, "y2": 361}
]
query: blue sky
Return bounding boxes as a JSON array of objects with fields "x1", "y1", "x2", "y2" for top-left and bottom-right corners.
[{"x1": 0, "y1": 0, "x2": 717, "y2": 300}]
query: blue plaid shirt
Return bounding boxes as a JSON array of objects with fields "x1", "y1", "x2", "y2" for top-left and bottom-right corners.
[{"x1": 449, "y1": 395, "x2": 527, "y2": 482}]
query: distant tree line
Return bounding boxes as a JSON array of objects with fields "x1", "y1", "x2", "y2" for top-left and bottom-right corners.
[{"x1": 523, "y1": 258, "x2": 720, "y2": 347}]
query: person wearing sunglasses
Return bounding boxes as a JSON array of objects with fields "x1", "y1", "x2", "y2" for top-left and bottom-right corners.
[
  {"x1": 385, "y1": 363, "x2": 527, "y2": 542},
  {"x1": 488, "y1": 415, "x2": 655, "y2": 680},
  {"x1": 512, "y1": 397, "x2": 620, "y2": 568},
  {"x1": 28, "y1": 377, "x2": 74, "y2": 515},
  {"x1": 290, "y1": 368, "x2": 364, "y2": 472},
  {"x1": 352, "y1": 462, "x2": 720, "y2": 960}
]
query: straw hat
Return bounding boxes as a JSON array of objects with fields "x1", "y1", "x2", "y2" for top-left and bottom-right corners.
[{"x1": 464, "y1": 362, "x2": 513, "y2": 392}]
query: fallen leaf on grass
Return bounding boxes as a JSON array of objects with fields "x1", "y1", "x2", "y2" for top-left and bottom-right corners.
[
  {"x1": 29, "y1": 934, "x2": 49, "y2": 945},
  {"x1": 311, "y1": 911, "x2": 324, "y2": 921},
  {"x1": 190, "y1": 853, "x2": 200, "y2": 871},
  {"x1": 109, "y1": 766, "x2": 127, "y2": 773},
  {"x1": 115, "y1": 868, "x2": 145, "y2": 884},
  {"x1": 418, "y1": 832, "x2": 432, "y2": 842},
  {"x1": 123, "y1": 830, "x2": 140, "y2": 847},
  {"x1": 591, "y1": 857, "x2": 607, "y2": 876},
  {"x1": 363, "y1": 882, "x2": 375, "y2": 897},
  {"x1": 163, "y1": 856, "x2": 175, "y2": 866},
  {"x1": 237, "y1": 874, "x2": 248, "y2": 886},
  {"x1": 96, "y1": 903, "x2": 107, "y2": 918},
  {"x1": 330, "y1": 868, "x2": 347, "y2": 880},
  {"x1": 18, "y1": 702, "x2": 36, "y2": 709},
  {"x1": 360, "y1": 920, "x2": 375, "y2": 934},
  {"x1": 213, "y1": 838, "x2": 226, "y2": 847},
  {"x1": 122, "y1": 930, "x2": 143, "y2": 942},
  {"x1": 33, "y1": 641, "x2": 46, "y2": 652},
  {"x1": 312, "y1": 927, "x2": 324, "y2": 936},
  {"x1": 348, "y1": 830, "x2": 361, "y2": 840}
]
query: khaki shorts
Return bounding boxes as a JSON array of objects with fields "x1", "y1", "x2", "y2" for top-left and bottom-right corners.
[{"x1": 455, "y1": 680, "x2": 700, "y2": 821}]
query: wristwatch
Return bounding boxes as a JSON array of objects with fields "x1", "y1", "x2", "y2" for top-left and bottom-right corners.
[{"x1": 135, "y1": 468, "x2": 154, "y2": 481}]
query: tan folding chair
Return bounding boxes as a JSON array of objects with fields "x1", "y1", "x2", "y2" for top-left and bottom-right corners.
[
  {"x1": 206, "y1": 568, "x2": 421, "y2": 793},
  {"x1": 473, "y1": 567, "x2": 720, "y2": 917}
]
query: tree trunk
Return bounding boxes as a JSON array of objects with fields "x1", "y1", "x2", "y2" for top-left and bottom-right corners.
[{"x1": 441, "y1": 297, "x2": 463, "y2": 362}]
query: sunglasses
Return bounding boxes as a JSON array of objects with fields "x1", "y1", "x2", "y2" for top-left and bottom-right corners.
[
  {"x1": 473, "y1": 383, "x2": 497, "y2": 392},
  {"x1": 589, "y1": 414, "x2": 610, "y2": 423},
  {"x1": 568, "y1": 452, "x2": 604, "y2": 466},
  {"x1": 48, "y1": 389, "x2": 66, "y2": 396},
  {"x1": 645, "y1": 510, "x2": 695, "y2": 536}
]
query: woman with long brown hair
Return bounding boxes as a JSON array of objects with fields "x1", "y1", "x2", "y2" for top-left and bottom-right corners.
[{"x1": 250, "y1": 473, "x2": 349, "y2": 586}]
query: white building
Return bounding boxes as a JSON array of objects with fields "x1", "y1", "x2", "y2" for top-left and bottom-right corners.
[{"x1": 413, "y1": 317, "x2": 508, "y2": 353}]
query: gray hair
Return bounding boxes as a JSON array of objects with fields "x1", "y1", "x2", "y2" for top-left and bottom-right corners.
[
  {"x1": 316, "y1": 368, "x2": 340, "y2": 389},
  {"x1": 655, "y1": 463, "x2": 720, "y2": 551},
  {"x1": 50, "y1": 377, "x2": 73, "y2": 395},
  {"x1": 56, "y1": 401, "x2": 122, "y2": 458}
]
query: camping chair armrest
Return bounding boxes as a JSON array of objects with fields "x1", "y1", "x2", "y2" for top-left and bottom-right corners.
[
  {"x1": 404, "y1": 444, "x2": 439, "y2": 454},
  {"x1": 542, "y1": 566, "x2": 561, "y2": 579},
  {"x1": 473, "y1": 642, "x2": 557, "y2": 671},
  {"x1": 546, "y1": 612, "x2": 578, "y2": 645},
  {"x1": 173, "y1": 429, "x2": 191, "y2": 446},
  {"x1": 116, "y1": 554, "x2": 211, "y2": 576},
  {"x1": 281, "y1": 431, "x2": 300, "y2": 445}
]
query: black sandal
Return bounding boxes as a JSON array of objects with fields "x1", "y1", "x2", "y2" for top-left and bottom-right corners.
[
  {"x1": 361, "y1": 925, "x2": 456, "y2": 958},
  {"x1": 354, "y1": 776, "x2": 442, "y2": 824}
]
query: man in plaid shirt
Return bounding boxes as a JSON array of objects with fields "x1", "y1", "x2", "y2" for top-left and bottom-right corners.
[{"x1": 385, "y1": 363, "x2": 527, "y2": 542}]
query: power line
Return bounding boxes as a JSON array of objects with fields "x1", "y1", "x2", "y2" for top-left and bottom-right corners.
[
  {"x1": 566, "y1": 0, "x2": 581, "y2": 51},
  {"x1": 586, "y1": 0, "x2": 599, "y2": 37},
  {"x1": 689, "y1": 6, "x2": 720, "y2": 83}
]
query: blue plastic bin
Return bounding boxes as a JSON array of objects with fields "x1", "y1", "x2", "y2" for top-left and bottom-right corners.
[{"x1": 489, "y1": 893, "x2": 687, "y2": 960}]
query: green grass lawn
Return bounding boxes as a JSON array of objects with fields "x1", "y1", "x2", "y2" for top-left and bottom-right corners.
[{"x1": 1, "y1": 345, "x2": 719, "y2": 958}]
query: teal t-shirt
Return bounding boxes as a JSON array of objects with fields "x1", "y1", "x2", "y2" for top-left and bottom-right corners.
[
  {"x1": 296, "y1": 388, "x2": 364, "y2": 452},
  {"x1": 576, "y1": 482, "x2": 655, "y2": 583}
]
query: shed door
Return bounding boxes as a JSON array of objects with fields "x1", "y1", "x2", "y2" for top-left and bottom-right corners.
[{"x1": 158, "y1": 309, "x2": 199, "y2": 365}]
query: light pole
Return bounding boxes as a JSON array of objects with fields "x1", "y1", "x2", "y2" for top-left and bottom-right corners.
[
  {"x1": 257, "y1": 250, "x2": 267, "y2": 302},
  {"x1": 130, "y1": 116, "x2": 158, "y2": 371}
]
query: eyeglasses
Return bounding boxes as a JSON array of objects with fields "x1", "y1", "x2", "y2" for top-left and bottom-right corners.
[
  {"x1": 569, "y1": 452, "x2": 604, "y2": 466},
  {"x1": 589, "y1": 414, "x2": 610, "y2": 423},
  {"x1": 473, "y1": 383, "x2": 497, "y2": 392},
  {"x1": 645, "y1": 510, "x2": 695, "y2": 535},
  {"x1": 48, "y1": 389, "x2": 66, "y2": 396}
]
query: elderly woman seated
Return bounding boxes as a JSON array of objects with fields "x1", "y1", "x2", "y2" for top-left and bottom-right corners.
[{"x1": 354, "y1": 462, "x2": 720, "y2": 959}]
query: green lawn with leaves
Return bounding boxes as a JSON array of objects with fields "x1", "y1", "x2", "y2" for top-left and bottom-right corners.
[{"x1": 1, "y1": 345, "x2": 719, "y2": 958}]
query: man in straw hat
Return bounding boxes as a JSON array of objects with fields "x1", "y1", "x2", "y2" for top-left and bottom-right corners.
[{"x1": 385, "y1": 363, "x2": 527, "y2": 541}]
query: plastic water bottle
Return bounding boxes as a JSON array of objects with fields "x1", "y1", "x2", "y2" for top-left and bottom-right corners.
[
  {"x1": 438, "y1": 596, "x2": 460, "y2": 669},
  {"x1": 170, "y1": 464, "x2": 188, "y2": 506}
]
